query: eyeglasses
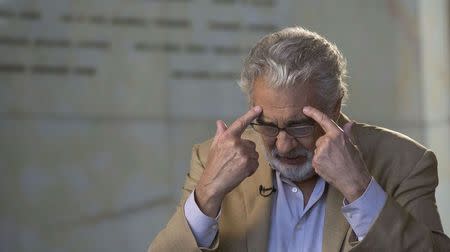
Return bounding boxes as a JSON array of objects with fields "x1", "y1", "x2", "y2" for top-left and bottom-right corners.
[{"x1": 250, "y1": 122, "x2": 315, "y2": 138}]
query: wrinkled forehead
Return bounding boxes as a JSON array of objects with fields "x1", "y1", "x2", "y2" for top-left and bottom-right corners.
[
  {"x1": 251, "y1": 77, "x2": 324, "y2": 109},
  {"x1": 251, "y1": 77, "x2": 326, "y2": 124}
]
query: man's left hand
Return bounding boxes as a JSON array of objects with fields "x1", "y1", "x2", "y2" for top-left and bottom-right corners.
[{"x1": 303, "y1": 106, "x2": 371, "y2": 203}]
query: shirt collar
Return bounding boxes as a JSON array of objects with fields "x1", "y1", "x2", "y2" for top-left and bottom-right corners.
[{"x1": 275, "y1": 170, "x2": 327, "y2": 212}]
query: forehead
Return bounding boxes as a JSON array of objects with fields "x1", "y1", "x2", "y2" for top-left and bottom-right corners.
[{"x1": 252, "y1": 77, "x2": 322, "y2": 122}]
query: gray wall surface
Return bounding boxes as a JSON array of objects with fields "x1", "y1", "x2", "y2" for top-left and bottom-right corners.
[{"x1": 0, "y1": 0, "x2": 448, "y2": 251}]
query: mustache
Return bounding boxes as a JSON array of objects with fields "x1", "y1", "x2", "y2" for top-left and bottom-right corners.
[{"x1": 271, "y1": 148, "x2": 312, "y2": 159}]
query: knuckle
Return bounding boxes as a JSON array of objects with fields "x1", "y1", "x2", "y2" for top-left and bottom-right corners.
[
  {"x1": 239, "y1": 156, "x2": 249, "y2": 165},
  {"x1": 217, "y1": 134, "x2": 227, "y2": 143},
  {"x1": 247, "y1": 162, "x2": 258, "y2": 175},
  {"x1": 313, "y1": 153, "x2": 322, "y2": 163},
  {"x1": 320, "y1": 113, "x2": 326, "y2": 124},
  {"x1": 236, "y1": 145, "x2": 246, "y2": 154},
  {"x1": 315, "y1": 139, "x2": 322, "y2": 147},
  {"x1": 312, "y1": 160, "x2": 320, "y2": 171},
  {"x1": 220, "y1": 131, "x2": 230, "y2": 139},
  {"x1": 236, "y1": 119, "x2": 246, "y2": 130},
  {"x1": 254, "y1": 161, "x2": 259, "y2": 170},
  {"x1": 229, "y1": 139, "x2": 239, "y2": 147},
  {"x1": 248, "y1": 141, "x2": 256, "y2": 149}
]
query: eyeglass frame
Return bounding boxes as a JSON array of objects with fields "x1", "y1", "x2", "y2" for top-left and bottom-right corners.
[{"x1": 249, "y1": 120, "x2": 316, "y2": 138}]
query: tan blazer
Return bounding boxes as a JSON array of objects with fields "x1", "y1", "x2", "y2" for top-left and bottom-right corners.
[{"x1": 149, "y1": 114, "x2": 450, "y2": 251}]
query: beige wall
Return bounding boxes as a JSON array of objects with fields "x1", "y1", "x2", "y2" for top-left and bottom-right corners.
[
  {"x1": 418, "y1": 0, "x2": 450, "y2": 233},
  {"x1": 0, "y1": 0, "x2": 448, "y2": 251}
]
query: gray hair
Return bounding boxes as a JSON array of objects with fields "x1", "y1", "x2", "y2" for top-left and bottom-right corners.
[{"x1": 239, "y1": 26, "x2": 348, "y2": 112}]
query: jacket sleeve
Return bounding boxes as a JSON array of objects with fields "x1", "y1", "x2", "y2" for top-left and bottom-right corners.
[
  {"x1": 348, "y1": 150, "x2": 450, "y2": 251},
  {"x1": 148, "y1": 143, "x2": 220, "y2": 252}
]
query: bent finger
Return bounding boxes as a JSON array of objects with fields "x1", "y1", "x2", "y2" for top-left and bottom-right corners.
[
  {"x1": 228, "y1": 106, "x2": 262, "y2": 137},
  {"x1": 303, "y1": 106, "x2": 340, "y2": 134}
]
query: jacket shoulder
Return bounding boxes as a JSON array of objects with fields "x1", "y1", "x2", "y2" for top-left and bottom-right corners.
[
  {"x1": 354, "y1": 122, "x2": 429, "y2": 157},
  {"x1": 353, "y1": 122, "x2": 436, "y2": 193}
]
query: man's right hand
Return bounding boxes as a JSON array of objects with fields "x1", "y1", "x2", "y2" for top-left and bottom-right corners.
[{"x1": 195, "y1": 106, "x2": 263, "y2": 217}]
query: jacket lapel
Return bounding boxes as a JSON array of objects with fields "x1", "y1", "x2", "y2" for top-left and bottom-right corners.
[
  {"x1": 322, "y1": 113, "x2": 355, "y2": 252},
  {"x1": 242, "y1": 131, "x2": 274, "y2": 252},
  {"x1": 322, "y1": 185, "x2": 349, "y2": 252}
]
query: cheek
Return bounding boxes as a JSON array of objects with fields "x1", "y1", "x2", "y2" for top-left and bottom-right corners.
[
  {"x1": 261, "y1": 137, "x2": 276, "y2": 151},
  {"x1": 298, "y1": 137, "x2": 316, "y2": 150},
  {"x1": 303, "y1": 128, "x2": 324, "y2": 150}
]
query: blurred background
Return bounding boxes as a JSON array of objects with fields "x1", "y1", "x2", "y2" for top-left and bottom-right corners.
[{"x1": 0, "y1": 0, "x2": 449, "y2": 251}]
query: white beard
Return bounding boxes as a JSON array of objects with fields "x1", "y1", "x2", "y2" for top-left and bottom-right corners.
[{"x1": 266, "y1": 147, "x2": 315, "y2": 182}]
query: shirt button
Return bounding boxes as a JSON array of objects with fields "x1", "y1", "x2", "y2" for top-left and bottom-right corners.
[{"x1": 291, "y1": 187, "x2": 298, "y2": 193}]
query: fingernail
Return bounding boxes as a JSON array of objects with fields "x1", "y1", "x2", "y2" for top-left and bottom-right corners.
[
  {"x1": 254, "y1": 106, "x2": 262, "y2": 112},
  {"x1": 303, "y1": 106, "x2": 310, "y2": 113}
]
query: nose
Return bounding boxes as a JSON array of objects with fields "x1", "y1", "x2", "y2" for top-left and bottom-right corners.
[{"x1": 275, "y1": 130, "x2": 300, "y2": 155}]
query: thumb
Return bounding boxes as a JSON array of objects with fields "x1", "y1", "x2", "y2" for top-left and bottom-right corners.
[
  {"x1": 343, "y1": 121, "x2": 355, "y2": 144},
  {"x1": 212, "y1": 120, "x2": 228, "y2": 145},
  {"x1": 215, "y1": 120, "x2": 227, "y2": 136}
]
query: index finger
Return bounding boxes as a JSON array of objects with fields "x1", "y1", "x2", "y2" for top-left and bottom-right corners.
[
  {"x1": 227, "y1": 106, "x2": 262, "y2": 136},
  {"x1": 302, "y1": 106, "x2": 340, "y2": 133}
]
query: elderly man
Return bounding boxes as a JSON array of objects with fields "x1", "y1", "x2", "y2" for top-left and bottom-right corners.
[{"x1": 149, "y1": 27, "x2": 450, "y2": 251}]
